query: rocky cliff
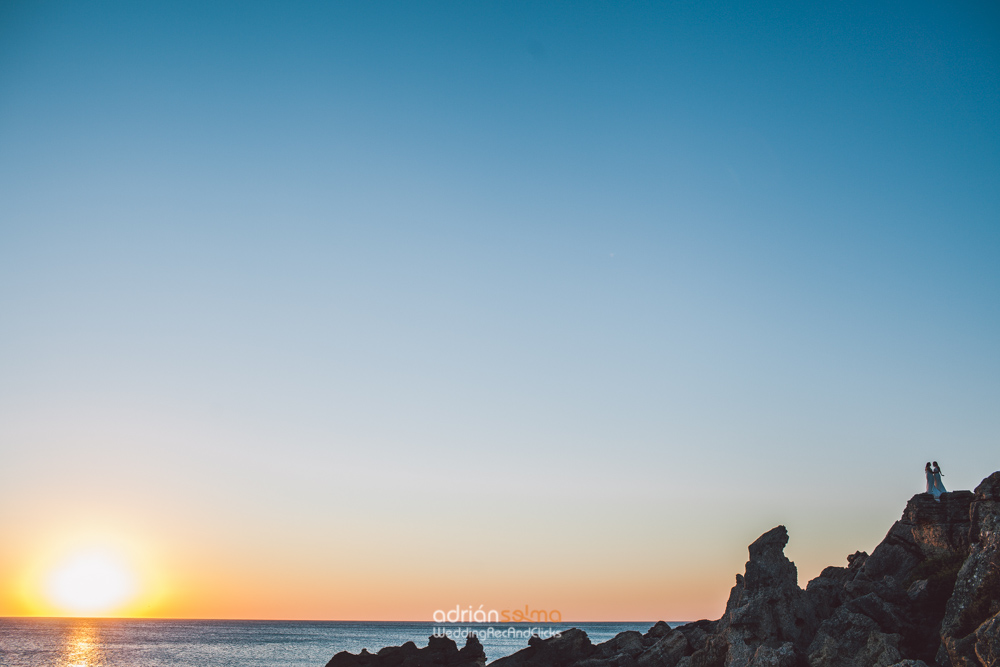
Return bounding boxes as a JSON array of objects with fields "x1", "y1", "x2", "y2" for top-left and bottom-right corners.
[
  {"x1": 325, "y1": 634, "x2": 487, "y2": 667},
  {"x1": 323, "y1": 471, "x2": 1000, "y2": 667}
]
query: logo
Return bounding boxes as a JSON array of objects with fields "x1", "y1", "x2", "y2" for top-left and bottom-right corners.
[
  {"x1": 431, "y1": 605, "x2": 565, "y2": 641},
  {"x1": 431, "y1": 605, "x2": 563, "y2": 624}
]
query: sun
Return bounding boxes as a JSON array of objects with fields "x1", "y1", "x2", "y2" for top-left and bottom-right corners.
[{"x1": 45, "y1": 548, "x2": 137, "y2": 616}]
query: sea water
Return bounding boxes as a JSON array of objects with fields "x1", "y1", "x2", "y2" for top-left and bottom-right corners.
[{"x1": 0, "y1": 618, "x2": 677, "y2": 666}]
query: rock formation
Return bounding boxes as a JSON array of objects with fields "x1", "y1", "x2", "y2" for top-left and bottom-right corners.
[
  {"x1": 698, "y1": 525, "x2": 817, "y2": 665},
  {"x1": 325, "y1": 634, "x2": 486, "y2": 667},
  {"x1": 485, "y1": 623, "x2": 699, "y2": 667},
  {"x1": 937, "y1": 472, "x2": 1000, "y2": 667},
  {"x1": 322, "y1": 471, "x2": 1000, "y2": 667}
]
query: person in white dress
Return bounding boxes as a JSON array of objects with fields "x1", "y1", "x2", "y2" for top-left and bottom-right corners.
[
  {"x1": 932, "y1": 461, "x2": 946, "y2": 497},
  {"x1": 925, "y1": 462, "x2": 935, "y2": 495}
]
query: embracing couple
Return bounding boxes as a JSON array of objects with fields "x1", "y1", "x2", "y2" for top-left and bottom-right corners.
[{"x1": 925, "y1": 461, "x2": 947, "y2": 501}]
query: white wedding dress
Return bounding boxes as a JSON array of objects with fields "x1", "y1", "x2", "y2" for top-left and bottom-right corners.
[
  {"x1": 933, "y1": 468, "x2": 946, "y2": 495},
  {"x1": 926, "y1": 469, "x2": 940, "y2": 498}
]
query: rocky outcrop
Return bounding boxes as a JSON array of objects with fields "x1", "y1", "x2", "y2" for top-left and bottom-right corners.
[
  {"x1": 904, "y1": 491, "x2": 975, "y2": 559},
  {"x1": 937, "y1": 472, "x2": 1000, "y2": 667},
  {"x1": 637, "y1": 624, "x2": 687, "y2": 667},
  {"x1": 801, "y1": 489, "x2": 976, "y2": 666},
  {"x1": 489, "y1": 628, "x2": 596, "y2": 667},
  {"x1": 325, "y1": 634, "x2": 486, "y2": 667},
  {"x1": 489, "y1": 623, "x2": 694, "y2": 667},
  {"x1": 860, "y1": 491, "x2": 973, "y2": 584},
  {"x1": 684, "y1": 526, "x2": 816, "y2": 667},
  {"x1": 321, "y1": 471, "x2": 1000, "y2": 667},
  {"x1": 806, "y1": 604, "x2": 903, "y2": 667}
]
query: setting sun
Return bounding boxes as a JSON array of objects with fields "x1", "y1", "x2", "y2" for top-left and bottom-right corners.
[{"x1": 45, "y1": 549, "x2": 137, "y2": 615}]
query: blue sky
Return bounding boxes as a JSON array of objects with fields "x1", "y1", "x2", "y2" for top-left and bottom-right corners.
[{"x1": 1, "y1": 1, "x2": 998, "y2": 620}]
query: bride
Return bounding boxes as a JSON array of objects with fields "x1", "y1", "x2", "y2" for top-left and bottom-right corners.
[
  {"x1": 926, "y1": 461, "x2": 946, "y2": 501},
  {"x1": 933, "y1": 461, "x2": 947, "y2": 496}
]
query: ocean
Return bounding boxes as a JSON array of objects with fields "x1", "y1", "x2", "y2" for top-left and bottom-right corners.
[{"x1": 0, "y1": 618, "x2": 677, "y2": 666}]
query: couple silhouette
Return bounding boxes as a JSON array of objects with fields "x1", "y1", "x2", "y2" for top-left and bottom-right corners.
[{"x1": 924, "y1": 461, "x2": 947, "y2": 501}]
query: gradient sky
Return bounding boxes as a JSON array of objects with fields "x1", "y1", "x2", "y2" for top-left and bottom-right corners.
[{"x1": 1, "y1": 1, "x2": 998, "y2": 622}]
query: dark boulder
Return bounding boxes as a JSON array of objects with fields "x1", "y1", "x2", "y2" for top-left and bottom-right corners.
[
  {"x1": 587, "y1": 630, "x2": 646, "y2": 666},
  {"x1": 673, "y1": 620, "x2": 715, "y2": 654},
  {"x1": 636, "y1": 624, "x2": 688, "y2": 667},
  {"x1": 635, "y1": 636, "x2": 686, "y2": 667},
  {"x1": 746, "y1": 642, "x2": 799, "y2": 667},
  {"x1": 325, "y1": 634, "x2": 486, "y2": 667},
  {"x1": 490, "y1": 628, "x2": 596, "y2": 667},
  {"x1": 806, "y1": 606, "x2": 902, "y2": 667}
]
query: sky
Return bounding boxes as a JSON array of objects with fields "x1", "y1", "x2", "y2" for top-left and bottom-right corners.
[{"x1": 0, "y1": 0, "x2": 998, "y2": 622}]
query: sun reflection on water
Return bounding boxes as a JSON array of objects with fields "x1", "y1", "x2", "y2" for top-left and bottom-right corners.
[{"x1": 60, "y1": 623, "x2": 105, "y2": 667}]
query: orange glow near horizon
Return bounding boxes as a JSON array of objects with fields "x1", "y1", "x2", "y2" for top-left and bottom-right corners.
[
  {"x1": 8, "y1": 543, "x2": 730, "y2": 622},
  {"x1": 1, "y1": 513, "x2": 880, "y2": 624},
  {"x1": 2, "y1": 514, "x2": 802, "y2": 623}
]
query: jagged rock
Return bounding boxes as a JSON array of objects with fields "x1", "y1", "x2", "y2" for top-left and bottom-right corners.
[
  {"x1": 645, "y1": 622, "x2": 675, "y2": 641},
  {"x1": 806, "y1": 606, "x2": 902, "y2": 667},
  {"x1": 596, "y1": 630, "x2": 644, "y2": 655},
  {"x1": 674, "y1": 620, "x2": 715, "y2": 653},
  {"x1": 744, "y1": 526, "x2": 799, "y2": 589},
  {"x1": 747, "y1": 643, "x2": 797, "y2": 667},
  {"x1": 496, "y1": 625, "x2": 691, "y2": 667},
  {"x1": 490, "y1": 624, "x2": 694, "y2": 667},
  {"x1": 847, "y1": 552, "x2": 868, "y2": 569},
  {"x1": 938, "y1": 472, "x2": 1000, "y2": 667},
  {"x1": 844, "y1": 593, "x2": 906, "y2": 635},
  {"x1": 903, "y1": 491, "x2": 975, "y2": 558},
  {"x1": 806, "y1": 551, "x2": 869, "y2": 620},
  {"x1": 887, "y1": 661, "x2": 928, "y2": 667},
  {"x1": 800, "y1": 481, "x2": 988, "y2": 666},
  {"x1": 636, "y1": 626, "x2": 688, "y2": 667},
  {"x1": 803, "y1": 487, "x2": 980, "y2": 665},
  {"x1": 974, "y1": 611, "x2": 1000, "y2": 666},
  {"x1": 862, "y1": 492, "x2": 973, "y2": 586},
  {"x1": 703, "y1": 526, "x2": 816, "y2": 667},
  {"x1": 906, "y1": 580, "x2": 929, "y2": 603},
  {"x1": 686, "y1": 634, "x2": 728, "y2": 667},
  {"x1": 587, "y1": 630, "x2": 645, "y2": 666},
  {"x1": 490, "y1": 628, "x2": 595, "y2": 667},
  {"x1": 860, "y1": 520, "x2": 924, "y2": 584},
  {"x1": 325, "y1": 634, "x2": 486, "y2": 667}
]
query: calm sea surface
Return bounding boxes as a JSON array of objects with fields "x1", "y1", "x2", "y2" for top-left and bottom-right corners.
[{"x1": 0, "y1": 618, "x2": 677, "y2": 666}]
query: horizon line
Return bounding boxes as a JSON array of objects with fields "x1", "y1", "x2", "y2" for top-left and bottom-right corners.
[{"x1": 0, "y1": 615, "x2": 694, "y2": 624}]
